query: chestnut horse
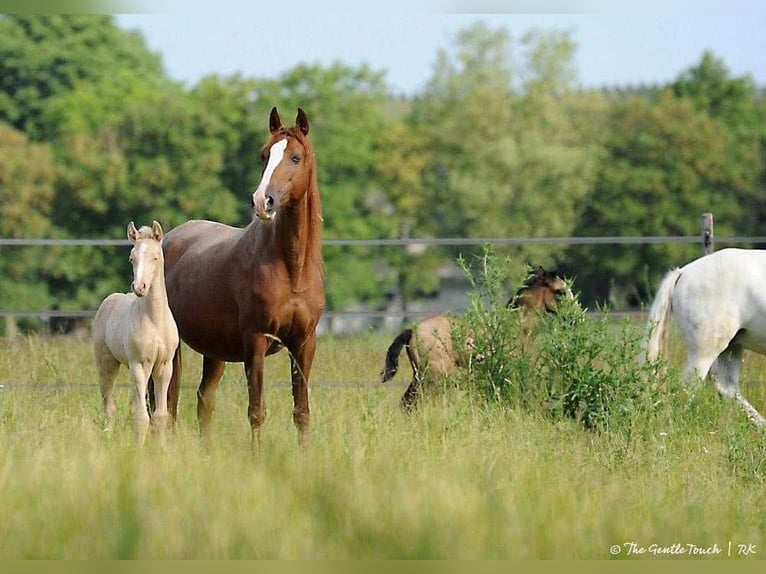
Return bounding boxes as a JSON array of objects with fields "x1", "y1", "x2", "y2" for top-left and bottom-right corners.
[
  {"x1": 381, "y1": 266, "x2": 571, "y2": 408},
  {"x1": 160, "y1": 107, "x2": 324, "y2": 442}
]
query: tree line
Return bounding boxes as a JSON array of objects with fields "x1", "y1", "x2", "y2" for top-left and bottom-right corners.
[{"x1": 1, "y1": 15, "x2": 764, "y2": 332}]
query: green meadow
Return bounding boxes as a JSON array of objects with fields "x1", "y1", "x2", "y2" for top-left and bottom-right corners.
[{"x1": 0, "y1": 328, "x2": 764, "y2": 559}]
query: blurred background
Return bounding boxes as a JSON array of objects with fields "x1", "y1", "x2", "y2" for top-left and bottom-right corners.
[{"x1": 1, "y1": 6, "x2": 765, "y2": 335}]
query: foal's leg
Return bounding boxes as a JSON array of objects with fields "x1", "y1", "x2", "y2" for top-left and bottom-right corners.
[
  {"x1": 96, "y1": 352, "x2": 120, "y2": 431},
  {"x1": 151, "y1": 360, "x2": 174, "y2": 446},
  {"x1": 128, "y1": 361, "x2": 152, "y2": 446},
  {"x1": 401, "y1": 345, "x2": 423, "y2": 410},
  {"x1": 289, "y1": 335, "x2": 316, "y2": 444},
  {"x1": 197, "y1": 356, "x2": 226, "y2": 438},
  {"x1": 714, "y1": 346, "x2": 766, "y2": 426}
]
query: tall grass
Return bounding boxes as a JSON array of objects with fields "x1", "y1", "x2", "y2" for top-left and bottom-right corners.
[{"x1": 0, "y1": 318, "x2": 764, "y2": 558}]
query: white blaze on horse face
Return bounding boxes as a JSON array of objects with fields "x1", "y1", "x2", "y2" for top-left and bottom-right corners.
[
  {"x1": 252, "y1": 138, "x2": 288, "y2": 221},
  {"x1": 131, "y1": 242, "x2": 152, "y2": 297}
]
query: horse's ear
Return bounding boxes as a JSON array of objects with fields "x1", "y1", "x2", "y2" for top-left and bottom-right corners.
[
  {"x1": 127, "y1": 221, "x2": 138, "y2": 242},
  {"x1": 151, "y1": 220, "x2": 163, "y2": 242},
  {"x1": 296, "y1": 107, "x2": 310, "y2": 135},
  {"x1": 269, "y1": 107, "x2": 283, "y2": 134}
]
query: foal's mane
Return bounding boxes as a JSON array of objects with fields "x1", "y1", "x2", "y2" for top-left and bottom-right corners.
[{"x1": 133, "y1": 226, "x2": 157, "y2": 240}]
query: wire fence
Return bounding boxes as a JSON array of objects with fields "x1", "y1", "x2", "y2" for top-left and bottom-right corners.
[{"x1": 3, "y1": 224, "x2": 765, "y2": 330}]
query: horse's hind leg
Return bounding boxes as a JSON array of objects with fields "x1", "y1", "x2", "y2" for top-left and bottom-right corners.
[
  {"x1": 289, "y1": 336, "x2": 316, "y2": 445},
  {"x1": 197, "y1": 356, "x2": 226, "y2": 438},
  {"x1": 168, "y1": 344, "x2": 182, "y2": 422},
  {"x1": 714, "y1": 345, "x2": 766, "y2": 426},
  {"x1": 96, "y1": 353, "x2": 120, "y2": 431},
  {"x1": 401, "y1": 378, "x2": 423, "y2": 410},
  {"x1": 681, "y1": 335, "x2": 726, "y2": 388},
  {"x1": 401, "y1": 345, "x2": 423, "y2": 410}
]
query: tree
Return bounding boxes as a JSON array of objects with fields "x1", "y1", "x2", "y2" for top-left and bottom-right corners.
[
  {"x1": 0, "y1": 124, "x2": 58, "y2": 321},
  {"x1": 672, "y1": 51, "x2": 757, "y2": 129},
  {"x1": 411, "y1": 23, "x2": 602, "y2": 280},
  {"x1": 569, "y1": 91, "x2": 761, "y2": 307},
  {"x1": 0, "y1": 15, "x2": 164, "y2": 140},
  {"x1": 46, "y1": 85, "x2": 242, "y2": 311}
]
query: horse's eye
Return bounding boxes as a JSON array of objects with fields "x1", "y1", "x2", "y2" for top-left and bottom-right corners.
[{"x1": 291, "y1": 153, "x2": 301, "y2": 164}]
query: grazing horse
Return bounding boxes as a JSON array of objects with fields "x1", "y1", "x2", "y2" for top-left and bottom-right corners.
[
  {"x1": 643, "y1": 248, "x2": 766, "y2": 426},
  {"x1": 381, "y1": 266, "x2": 571, "y2": 408},
  {"x1": 92, "y1": 221, "x2": 179, "y2": 445},
  {"x1": 160, "y1": 107, "x2": 325, "y2": 442}
]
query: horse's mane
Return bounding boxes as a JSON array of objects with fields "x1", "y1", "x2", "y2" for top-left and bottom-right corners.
[{"x1": 133, "y1": 226, "x2": 156, "y2": 240}]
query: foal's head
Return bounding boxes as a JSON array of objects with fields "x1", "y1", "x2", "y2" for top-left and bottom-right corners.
[
  {"x1": 509, "y1": 266, "x2": 572, "y2": 313},
  {"x1": 251, "y1": 107, "x2": 315, "y2": 222},
  {"x1": 127, "y1": 220, "x2": 165, "y2": 297}
]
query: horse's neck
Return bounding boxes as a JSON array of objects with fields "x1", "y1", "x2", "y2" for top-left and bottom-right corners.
[
  {"x1": 135, "y1": 268, "x2": 171, "y2": 324},
  {"x1": 259, "y1": 181, "x2": 322, "y2": 292}
]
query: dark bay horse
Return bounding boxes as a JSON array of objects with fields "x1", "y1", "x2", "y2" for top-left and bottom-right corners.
[
  {"x1": 160, "y1": 107, "x2": 325, "y2": 442},
  {"x1": 381, "y1": 266, "x2": 571, "y2": 408}
]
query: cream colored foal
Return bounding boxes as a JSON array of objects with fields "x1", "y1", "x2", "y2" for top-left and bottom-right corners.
[{"x1": 92, "y1": 221, "x2": 179, "y2": 445}]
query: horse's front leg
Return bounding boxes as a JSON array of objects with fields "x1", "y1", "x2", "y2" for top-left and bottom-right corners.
[
  {"x1": 147, "y1": 344, "x2": 182, "y2": 422},
  {"x1": 244, "y1": 334, "x2": 269, "y2": 443},
  {"x1": 151, "y1": 359, "x2": 174, "y2": 446},
  {"x1": 128, "y1": 361, "x2": 151, "y2": 446},
  {"x1": 290, "y1": 334, "x2": 316, "y2": 444}
]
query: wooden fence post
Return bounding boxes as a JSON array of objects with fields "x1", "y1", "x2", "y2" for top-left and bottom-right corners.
[{"x1": 701, "y1": 212, "x2": 714, "y2": 255}]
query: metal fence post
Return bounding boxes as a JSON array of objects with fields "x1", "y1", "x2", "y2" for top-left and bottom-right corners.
[{"x1": 701, "y1": 212, "x2": 714, "y2": 255}]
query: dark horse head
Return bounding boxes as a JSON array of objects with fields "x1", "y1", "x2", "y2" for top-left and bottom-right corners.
[{"x1": 507, "y1": 266, "x2": 572, "y2": 313}]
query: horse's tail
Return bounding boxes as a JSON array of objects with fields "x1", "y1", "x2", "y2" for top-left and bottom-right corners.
[
  {"x1": 643, "y1": 267, "x2": 683, "y2": 363},
  {"x1": 381, "y1": 328, "x2": 414, "y2": 383}
]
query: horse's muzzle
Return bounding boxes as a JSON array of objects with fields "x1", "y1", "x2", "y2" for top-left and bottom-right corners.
[
  {"x1": 132, "y1": 282, "x2": 148, "y2": 297},
  {"x1": 252, "y1": 192, "x2": 277, "y2": 221}
]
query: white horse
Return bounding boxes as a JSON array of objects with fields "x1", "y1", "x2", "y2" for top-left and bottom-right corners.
[
  {"x1": 92, "y1": 221, "x2": 179, "y2": 445},
  {"x1": 644, "y1": 247, "x2": 766, "y2": 426}
]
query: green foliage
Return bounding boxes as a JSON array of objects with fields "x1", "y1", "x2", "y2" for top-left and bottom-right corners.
[
  {"x1": 672, "y1": 50, "x2": 758, "y2": 129},
  {"x1": 0, "y1": 15, "x2": 164, "y2": 140},
  {"x1": 412, "y1": 24, "x2": 603, "y2": 270},
  {"x1": 454, "y1": 246, "x2": 666, "y2": 431},
  {"x1": 569, "y1": 90, "x2": 762, "y2": 307},
  {"x1": 0, "y1": 124, "x2": 58, "y2": 314}
]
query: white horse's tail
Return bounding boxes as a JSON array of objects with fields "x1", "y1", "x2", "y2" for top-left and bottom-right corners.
[{"x1": 642, "y1": 267, "x2": 683, "y2": 363}]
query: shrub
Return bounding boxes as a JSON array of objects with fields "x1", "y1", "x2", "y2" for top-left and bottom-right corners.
[{"x1": 453, "y1": 246, "x2": 666, "y2": 432}]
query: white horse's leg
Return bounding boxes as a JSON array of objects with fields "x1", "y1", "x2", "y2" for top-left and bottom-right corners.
[
  {"x1": 151, "y1": 360, "x2": 173, "y2": 446},
  {"x1": 681, "y1": 350, "x2": 719, "y2": 388},
  {"x1": 129, "y1": 362, "x2": 152, "y2": 446},
  {"x1": 714, "y1": 347, "x2": 766, "y2": 427},
  {"x1": 95, "y1": 351, "x2": 120, "y2": 432}
]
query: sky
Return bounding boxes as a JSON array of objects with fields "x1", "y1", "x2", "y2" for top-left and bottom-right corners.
[{"x1": 114, "y1": 0, "x2": 766, "y2": 95}]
